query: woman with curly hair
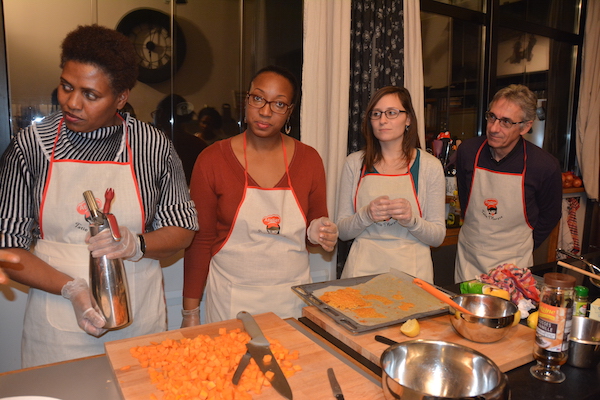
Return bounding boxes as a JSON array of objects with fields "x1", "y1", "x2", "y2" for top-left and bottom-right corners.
[
  {"x1": 0, "y1": 25, "x2": 198, "y2": 367},
  {"x1": 336, "y1": 86, "x2": 446, "y2": 282}
]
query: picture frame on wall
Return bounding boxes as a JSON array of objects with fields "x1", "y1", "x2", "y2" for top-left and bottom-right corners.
[{"x1": 497, "y1": 33, "x2": 550, "y2": 76}]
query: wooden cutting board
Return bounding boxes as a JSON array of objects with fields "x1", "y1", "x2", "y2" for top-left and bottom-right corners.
[
  {"x1": 105, "y1": 312, "x2": 386, "y2": 400},
  {"x1": 303, "y1": 306, "x2": 535, "y2": 372}
]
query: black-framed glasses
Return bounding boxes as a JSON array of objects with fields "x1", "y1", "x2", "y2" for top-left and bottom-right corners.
[
  {"x1": 485, "y1": 111, "x2": 529, "y2": 129},
  {"x1": 246, "y1": 93, "x2": 292, "y2": 114},
  {"x1": 369, "y1": 109, "x2": 407, "y2": 120}
]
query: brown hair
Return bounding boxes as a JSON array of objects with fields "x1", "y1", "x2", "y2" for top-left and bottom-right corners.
[
  {"x1": 362, "y1": 86, "x2": 420, "y2": 172},
  {"x1": 60, "y1": 25, "x2": 138, "y2": 95}
]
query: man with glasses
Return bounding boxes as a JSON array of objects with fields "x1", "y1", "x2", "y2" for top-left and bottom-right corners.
[{"x1": 454, "y1": 84, "x2": 562, "y2": 283}]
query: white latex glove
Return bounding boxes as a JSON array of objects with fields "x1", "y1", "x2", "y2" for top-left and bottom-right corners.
[
  {"x1": 181, "y1": 306, "x2": 200, "y2": 328},
  {"x1": 61, "y1": 277, "x2": 107, "y2": 337},
  {"x1": 307, "y1": 217, "x2": 339, "y2": 252},
  {"x1": 368, "y1": 195, "x2": 392, "y2": 222},
  {"x1": 388, "y1": 198, "x2": 416, "y2": 227},
  {"x1": 86, "y1": 226, "x2": 142, "y2": 261}
]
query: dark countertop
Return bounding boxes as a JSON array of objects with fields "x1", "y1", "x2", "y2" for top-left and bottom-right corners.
[{"x1": 507, "y1": 251, "x2": 600, "y2": 399}]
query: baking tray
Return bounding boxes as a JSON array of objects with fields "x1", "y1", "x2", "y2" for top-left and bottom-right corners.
[{"x1": 293, "y1": 270, "x2": 454, "y2": 334}]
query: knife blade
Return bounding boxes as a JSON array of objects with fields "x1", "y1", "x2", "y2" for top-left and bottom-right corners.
[
  {"x1": 232, "y1": 350, "x2": 252, "y2": 385},
  {"x1": 237, "y1": 311, "x2": 293, "y2": 400},
  {"x1": 327, "y1": 368, "x2": 344, "y2": 400}
]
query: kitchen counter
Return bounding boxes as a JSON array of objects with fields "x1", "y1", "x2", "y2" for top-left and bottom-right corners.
[
  {"x1": 298, "y1": 251, "x2": 600, "y2": 400},
  {"x1": 0, "y1": 355, "x2": 121, "y2": 400},
  {"x1": 0, "y1": 318, "x2": 381, "y2": 400},
  {"x1": 4, "y1": 317, "x2": 595, "y2": 400},
  {"x1": 299, "y1": 316, "x2": 600, "y2": 400},
  {"x1": 3, "y1": 253, "x2": 600, "y2": 399}
]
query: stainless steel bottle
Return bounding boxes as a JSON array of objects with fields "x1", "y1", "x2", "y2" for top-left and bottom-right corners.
[{"x1": 83, "y1": 190, "x2": 132, "y2": 329}]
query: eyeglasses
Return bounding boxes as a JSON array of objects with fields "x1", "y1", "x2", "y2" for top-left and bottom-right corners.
[
  {"x1": 246, "y1": 93, "x2": 292, "y2": 114},
  {"x1": 485, "y1": 111, "x2": 528, "y2": 129},
  {"x1": 369, "y1": 109, "x2": 407, "y2": 120}
]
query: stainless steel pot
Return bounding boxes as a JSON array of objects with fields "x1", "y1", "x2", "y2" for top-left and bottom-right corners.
[
  {"x1": 568, "y1": 316, "x2": 600, "y2": 368},
  {"x1": 381, "y1": 340, "x2": 510, "y2": 400}
]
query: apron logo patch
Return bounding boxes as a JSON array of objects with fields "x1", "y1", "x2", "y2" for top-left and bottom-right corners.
[
  {"x1": 262, "y1": 214, "x2": 281, "y2": 234},
  {"x1": 482, "y1": 198, "x2": 503, "y2": 220},
  {"x1": 375, "y1": 218, "x2": 397, "y2": 227}
]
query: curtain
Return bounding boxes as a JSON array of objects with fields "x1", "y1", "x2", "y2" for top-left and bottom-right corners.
[
  {"x1": 339, "y1": 0, "x2": 405, "y2": 277},
  {"x1": 576, "y1": 1, "x2": 600, "y2": 201},
  {"x1": 403, "y1": 0, "x2": 425, "y2": 149},
  {"x1": 302, "y1": 0, "x2": 351, "y2": 281},
  {"x1": 347, "y1": 0, "x2": 404, "y2": 154}
]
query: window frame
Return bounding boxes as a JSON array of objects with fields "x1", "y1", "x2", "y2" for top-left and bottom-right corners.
[{"x1": 421, "y1": 0, "x2": 587, "y2": 170}]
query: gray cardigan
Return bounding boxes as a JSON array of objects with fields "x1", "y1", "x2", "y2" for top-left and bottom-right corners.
[{"x1": 335, "y1": 149, "x2": 446, "y2": 247}]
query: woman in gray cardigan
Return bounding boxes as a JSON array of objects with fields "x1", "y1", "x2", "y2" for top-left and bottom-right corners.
[{"x1": 336, "y1": 86, "x2": 446, "y2": 282}]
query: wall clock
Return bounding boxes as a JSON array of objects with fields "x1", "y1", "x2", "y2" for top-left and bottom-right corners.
[{"x1": 116, "y1": 8, "x2": 187, "y2": 84}]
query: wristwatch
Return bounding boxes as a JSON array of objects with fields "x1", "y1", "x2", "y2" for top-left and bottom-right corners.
[{"x1": 138, "y1": 234, "x2": 146, "y2": 257}]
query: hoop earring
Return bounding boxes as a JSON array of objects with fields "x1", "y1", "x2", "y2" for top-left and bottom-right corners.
[{"x1": 284, "y1": 120, "x2": 291, "y2": 135}]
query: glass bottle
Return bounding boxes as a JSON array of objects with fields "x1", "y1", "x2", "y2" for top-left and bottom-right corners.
[
  {"x1": 530, "y1": 273, "x2": 576, "y2": 383},
  {"x1": 573, "y1": 285, "x2": 589, "y2": 317}
]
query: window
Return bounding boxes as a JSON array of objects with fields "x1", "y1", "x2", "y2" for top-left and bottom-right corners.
[
  {"x1": 0, "y1": 0, "x2": 303, "y2": 153},
  {"x1": 421, "y1": 0, "x2": 585, "y2": 169}
]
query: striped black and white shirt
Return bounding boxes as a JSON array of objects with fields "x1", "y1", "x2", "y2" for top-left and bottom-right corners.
[{"x1": 0, "y1": 111, "x2": 198, "y2": 250}]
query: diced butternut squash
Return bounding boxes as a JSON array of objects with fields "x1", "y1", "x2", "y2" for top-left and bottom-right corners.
[{"x1": 128, "y1": 328, "x2": 301, "y2": 399}]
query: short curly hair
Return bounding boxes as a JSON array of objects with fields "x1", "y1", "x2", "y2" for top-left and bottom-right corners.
[{"x1": 60, "y1": 25, "x2": 138, "y2": 94}]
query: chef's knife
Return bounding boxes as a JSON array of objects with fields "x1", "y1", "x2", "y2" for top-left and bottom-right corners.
[
  {"x1": 232, "y1": 351, "x2": 252, "y2": 385},
  {"x1": 327, "y1": 368, "x2": 344, "y2": 400},
  {"x1": 237, "y1": 311, "x2": 293, "y2": 400}
]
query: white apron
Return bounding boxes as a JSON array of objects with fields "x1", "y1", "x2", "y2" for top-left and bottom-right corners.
[
  {"x1": 341, "y1": 156, "x2": 434, "y2": 282},
  {"x1": 455, "y1": 139, "x2": 533, "y2": 282},
  {"x1": 22, "y1": 116, "x2": 165, "y2": 368},
  {"x1": 205, "y1": 133, "x2": 310, "y2": 323}
]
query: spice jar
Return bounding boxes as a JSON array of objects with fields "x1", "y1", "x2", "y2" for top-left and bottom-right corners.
[
  {"x1": 573, "y1": 285, "x2": 589, "y2": 317},
  {"x1": 530, "y1": 272, "x2": 576, "y2": 383}
]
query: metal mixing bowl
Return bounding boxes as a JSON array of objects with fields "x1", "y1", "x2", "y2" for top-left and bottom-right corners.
[
  {"x1": 381, "y1": 340, "x2": 509, "y2": 400},
  {"x1": 448, "y1": 294, "x2": 518, "y2": 343},
  {"x1": 568, "y1": 316, "x2": 600, "y2": 368}
]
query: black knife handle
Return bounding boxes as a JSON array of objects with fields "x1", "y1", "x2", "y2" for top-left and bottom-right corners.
[{"x1": 375, "y1": 335, "x2": 398, "y2": 346}]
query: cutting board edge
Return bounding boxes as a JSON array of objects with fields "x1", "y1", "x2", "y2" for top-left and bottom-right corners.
[{"x1": 302, "y1": 307, "x2": 385, "y2": 365}]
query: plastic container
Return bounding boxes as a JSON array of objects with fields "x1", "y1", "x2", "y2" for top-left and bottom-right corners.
[
  {"x1": 573, "y1": 285, "x2": 589, "y2": 317},
  {"x1": 530, "y1": 272, "x2": 576, "y2": 383}
]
